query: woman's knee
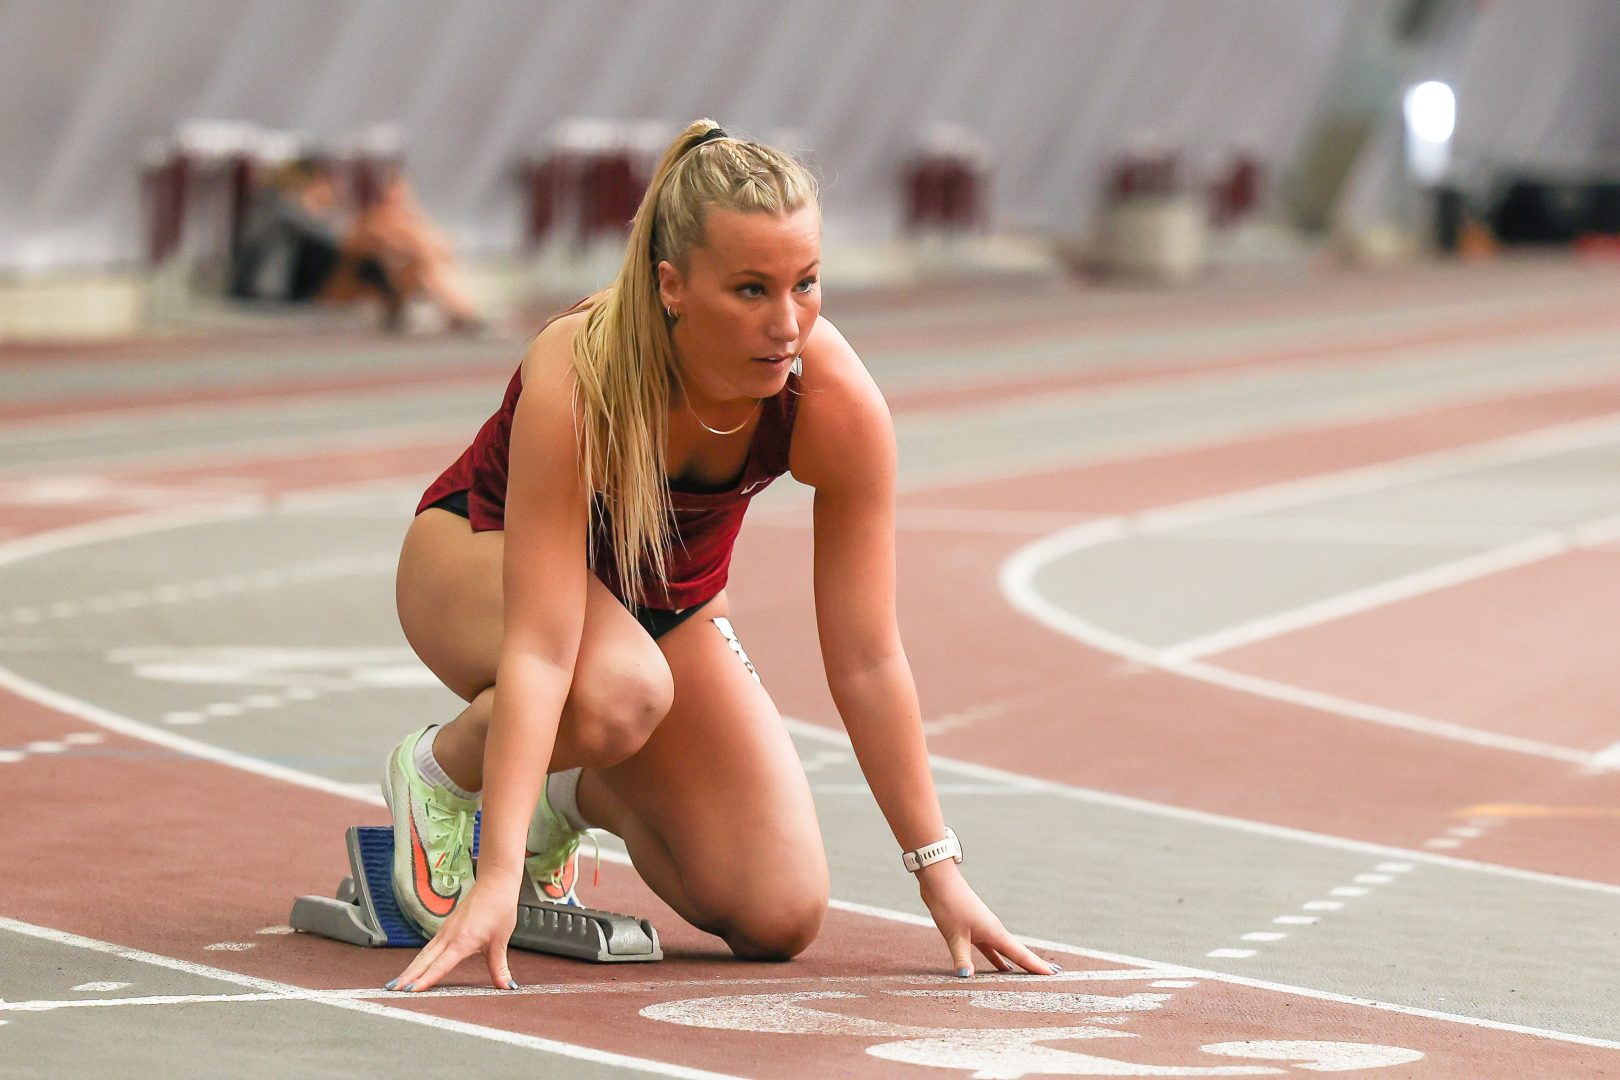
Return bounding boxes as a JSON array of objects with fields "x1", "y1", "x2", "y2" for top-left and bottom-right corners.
[
  {"x1": 722, "y1": 892, "x2": 829, "y2": 961},
  {"x1": 565, "y1": 653, "x2": 674, "y2": 764}
]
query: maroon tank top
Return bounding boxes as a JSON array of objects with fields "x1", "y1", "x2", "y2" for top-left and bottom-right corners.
[{"x1": 417, "y1": 364, "x2": 800, "y2": 611}]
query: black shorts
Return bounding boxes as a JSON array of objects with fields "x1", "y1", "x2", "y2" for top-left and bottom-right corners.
[{"x1": 424, "y1": 490, "x2": 703, "y2": 640}]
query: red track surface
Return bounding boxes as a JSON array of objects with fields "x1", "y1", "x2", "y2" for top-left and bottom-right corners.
[
  {"x1": 9, "y1": 291, "x2": 1620, "y2": 1074},
  {"x1": 9, "y1": 690, "x2": 1612, "y2": 1076}
]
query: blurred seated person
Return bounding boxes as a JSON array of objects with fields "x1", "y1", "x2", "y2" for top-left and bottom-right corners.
[{"x1": 231, "y1": 158, "x2": 483, "y2": 333}]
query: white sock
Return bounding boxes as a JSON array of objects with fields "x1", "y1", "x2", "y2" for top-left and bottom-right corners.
[
  {"x1": 546, "y1": 768, "x2": 590, "y2": 830},
  {"x1": 415, "y1": 725, "x2": 478, "y2": 801}
]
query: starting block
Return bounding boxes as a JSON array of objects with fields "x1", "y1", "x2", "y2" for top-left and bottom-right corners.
[{"x1": 289, "y1": 825, "x2": 661, "y2": 963}]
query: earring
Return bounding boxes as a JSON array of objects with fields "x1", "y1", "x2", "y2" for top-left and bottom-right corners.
[{"x1": 665, "y1": 306, "x2": 678, "y2": 321}]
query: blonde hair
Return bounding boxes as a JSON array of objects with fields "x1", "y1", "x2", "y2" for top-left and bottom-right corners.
[{"x1": 570, "y1": 119, "x2": 818, "y2": 606}]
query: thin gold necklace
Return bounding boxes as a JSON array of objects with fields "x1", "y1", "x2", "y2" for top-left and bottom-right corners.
[{"x1": 672, "y1": 368, "x2": 759, "y2": 436}]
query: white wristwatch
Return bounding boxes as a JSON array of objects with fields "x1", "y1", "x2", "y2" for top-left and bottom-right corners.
[{"x1": 901, "y1": 827, "x2": 962, "y2": 873}]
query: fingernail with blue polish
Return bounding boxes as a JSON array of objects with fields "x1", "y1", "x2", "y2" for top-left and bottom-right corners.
[
  {"x1": 402, "y1": 983, "x2": 416, "y2": 993},
  {"x1": 1051, "y1": 964, "x2": 1064, "y2": 973},
  {"x1": 384, "y1": 980, "x2": 398, "y2": 991},
  {"x1": 507, "y1": 980, "x2": 519, "y2": 990},
  {"x1": 956, "y1": 966, "x2": 972, "y2": 978}
]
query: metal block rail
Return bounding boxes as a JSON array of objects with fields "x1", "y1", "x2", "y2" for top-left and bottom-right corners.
[{"x1": 290, "y1": 826, "x2": 661, "y2": 963}]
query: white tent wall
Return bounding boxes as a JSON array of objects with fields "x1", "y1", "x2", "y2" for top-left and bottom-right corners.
[
  {"x1": 2, "y1": 0, "x2": 1615, "y2": 276},
  {"x1": 1331, "y1": 0, "x2": 1620, "y2": 235}
]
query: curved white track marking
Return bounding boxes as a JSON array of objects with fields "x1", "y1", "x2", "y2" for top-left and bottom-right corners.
[
  {"x1": 1001, "y1": 412, "x2": 1620, "y2": 769},
  {"x1": 1157, "y1": 512, "x2": 1620, "y2": 663},
  {"x1": 0, "y1": 918, "x2": 742, "y2": 1080}
]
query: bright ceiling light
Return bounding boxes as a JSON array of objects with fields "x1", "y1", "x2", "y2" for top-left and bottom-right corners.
[{"x1": 1404, "y1": 81, "x2": 1456, "y2": 144}]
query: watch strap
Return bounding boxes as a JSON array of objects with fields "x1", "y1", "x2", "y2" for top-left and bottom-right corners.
[{"x1": 901, "y1": 827, "x2": 962, "y2": 873}]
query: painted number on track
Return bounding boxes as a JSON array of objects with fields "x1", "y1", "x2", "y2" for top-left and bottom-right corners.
[{"x1": 641, "y1": 989, "x2": 1424, "y2": 1077}]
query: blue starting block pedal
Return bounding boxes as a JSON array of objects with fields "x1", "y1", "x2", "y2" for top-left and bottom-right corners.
[{"x1": 289, "y1": 825, "x2": 661, "y2": 963}]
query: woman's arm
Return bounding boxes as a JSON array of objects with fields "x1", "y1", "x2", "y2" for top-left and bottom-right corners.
[
  {"x1": 792, "y1": 321, "x2": 1058, "y2": 978},
  {"x1": 478, "y1": 327, "x2": 592, "y2": 884},
  {"x1": 390, "y1": 316, "x2": 592, "y2": 992}
]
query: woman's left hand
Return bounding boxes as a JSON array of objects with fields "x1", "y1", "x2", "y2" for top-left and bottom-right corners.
[{"x1": 916, "y1": 862, "x2": 1062, "y2": 977}]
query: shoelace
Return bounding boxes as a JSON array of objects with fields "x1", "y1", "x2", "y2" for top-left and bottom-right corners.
[
  {"x1": 537, "y1": 829, "x2": 602, "y2": 890},
  {"x1": 425, "y1": 798, "x2": 476, "y2": 891}
]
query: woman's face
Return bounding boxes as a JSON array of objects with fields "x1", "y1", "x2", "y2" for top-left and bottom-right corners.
[{"x1": 658, "y1": 204, "x2": 821, "y2": 405}]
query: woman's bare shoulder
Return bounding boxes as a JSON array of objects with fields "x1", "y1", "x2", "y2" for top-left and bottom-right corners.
[
  {"x1": 797, "y1": 316, "x2": 883, "y2": 414},
  {"x1": 789, "y1": 317, "x2": 892, "y2": 487},
  {"x1": 518, "y1": 308, "x2": 589, "y2": 389}
]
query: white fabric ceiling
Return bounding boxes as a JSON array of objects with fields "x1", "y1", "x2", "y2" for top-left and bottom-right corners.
[{"x1": 2, "y1": 0, "x2": 1616, "y2": 273}]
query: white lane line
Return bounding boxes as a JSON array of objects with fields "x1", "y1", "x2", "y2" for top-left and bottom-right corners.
[
  {"x1": 1160, "y1": 513, "x2": 1620, "y2": 663},
  {"x1": 5, "y1": 671, "x2": 1617, "y2": 1049},
  {"x1": 0, "y1": 665, "x2": 383, "y2": 807},
  {"x1": 1169, "y1": 516, "x2": 1543, "y2": 549},
  {"x1": 1002, "y1": 413, "x2": 1620, "y2": 770},
  {"x1": 783, "y1": 717, "x2": 1620, "y2": 897},
  {"x1": 0, "y1": 418, "x2": 465, "y2": 478},
  {"x1": 827, "y1": 897, "x2": 1620, "y2": 1051},
  {"x1": 0, "y1": 919, "x2": 742, "y2": 1079},
  {"x1": 1206, "y1": 948, "x2": 1257, "y2": 959},
  {"x1": 6, "y1": 642, "x2": 1617, "y2": 917},
  {"x1": 0, "y1": 966, "x2": 1190, "y2": 1014},
  {"x1": 0, "y1": 551, "x2": 398, "y2": 630},
  {"x1": 1587, "y1": 739, "x2": 1620, "y2": 769},
  {"x1": 0, "y1": 501, "x2": 270, "y2": 569}
]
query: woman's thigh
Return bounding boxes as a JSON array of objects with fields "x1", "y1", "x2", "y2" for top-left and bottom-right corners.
[
  {"x1": 595, "y1": 605, "x2": 829, "y2": 939},
  {"x1": 395, "y1": 509, "x2": 672, "y2": 757}
]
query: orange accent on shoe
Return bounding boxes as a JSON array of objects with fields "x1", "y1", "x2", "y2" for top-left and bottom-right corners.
[
  {"x1": 409, "y1": 812, "x2": 459, "y2": 917},
  {"x1": 539, "y1": 856, "x2": 578, "y2": 901}
]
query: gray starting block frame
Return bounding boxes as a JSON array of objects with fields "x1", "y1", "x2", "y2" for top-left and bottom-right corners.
[{"x1": 290, "y1": 826, "x2": 661, "y2": 963}]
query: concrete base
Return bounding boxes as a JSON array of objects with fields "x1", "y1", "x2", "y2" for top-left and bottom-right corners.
[{"x1": 0, "y1": 271, "x2": 147, "y2": 342}]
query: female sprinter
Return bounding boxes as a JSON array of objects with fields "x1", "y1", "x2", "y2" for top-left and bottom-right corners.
[{"x1": 382, "y1": 121, "x2": 1058, "y2": 993}]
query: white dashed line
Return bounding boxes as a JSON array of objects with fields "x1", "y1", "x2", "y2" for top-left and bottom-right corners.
[
  {"x1": 72, "y1": 982, "x2": 131, "y2": 993},
  {"x1": 203, "y1": 943, "x2": 255, "y2": 952},
  {"x1": 25, "y1": 741, "x2": 66, "y2": 753},
  {"x1": 1209, "y1": 816, "x2": 1509, "y2": 964}
]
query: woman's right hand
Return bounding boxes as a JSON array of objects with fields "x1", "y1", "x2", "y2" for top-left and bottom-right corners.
[{"x1": 386, "y1": 871, "x2": 521, "y2": 993}]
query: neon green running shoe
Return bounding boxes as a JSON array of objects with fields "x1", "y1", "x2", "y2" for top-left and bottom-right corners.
[
  {"x1": 525, "y1": 778, "x2": 588, "y2": 907},
  {"x1": 381, "y1": 726, "x2": 478, "y2": 936}
]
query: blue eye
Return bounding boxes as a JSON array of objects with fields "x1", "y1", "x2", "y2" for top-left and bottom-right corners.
[
  {"x1": 737, "y1": 284, "x2": 765, "y2": 298},
  {"x1": 795, "y1": 277, "x2": 819, "y2": 293}
]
